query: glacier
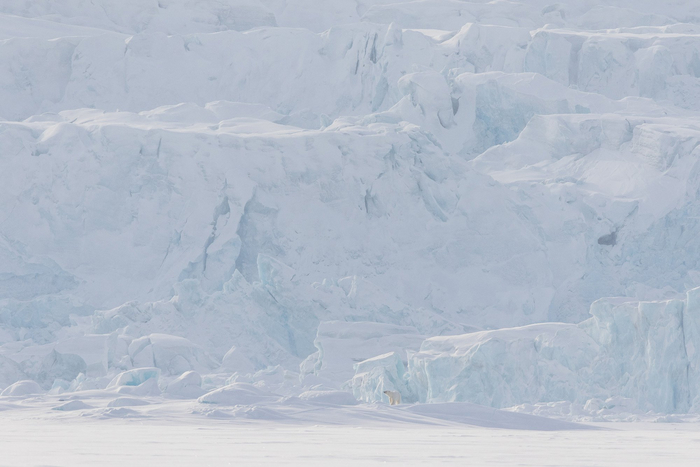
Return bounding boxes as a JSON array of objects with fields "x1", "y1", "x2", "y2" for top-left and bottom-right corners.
[{"x1": 4, "y1": 0, "x2": 700, "y2": 429}]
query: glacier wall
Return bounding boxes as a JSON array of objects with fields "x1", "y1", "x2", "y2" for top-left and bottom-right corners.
[{"x1": 4, "y1": 0, "x2": 700, "y2": 407}]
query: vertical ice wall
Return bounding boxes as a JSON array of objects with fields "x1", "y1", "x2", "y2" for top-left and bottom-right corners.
[{"x1": 353, "y1": 287, "x2": 700, "y2": 413}]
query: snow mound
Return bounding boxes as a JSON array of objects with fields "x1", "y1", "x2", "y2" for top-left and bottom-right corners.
[
  {"x1": 94, "y1": 407, "x2": 143, "y2": 419},
  {"x1": 298, "y1": 390, "x2": 359, "y2": 406},
  {"x1": 1, "y1": 380, "x2": 43, "y2": 397},
  {"x1": 198, "y1": 383, "x2": 279, "y2": 406},
  {"x1": 402, "y1": 403, "x2": 593, "y2": 431},
  {"x1": 53, "y1": 400, "x2": 92, "y2": 411},
  {"x1": 107, "y1": 397, "x2": 150, "y2": 408}
]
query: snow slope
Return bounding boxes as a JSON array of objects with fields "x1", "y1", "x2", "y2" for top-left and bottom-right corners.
[{"x1": 3, "y1": 0, "x2": 700, "y2": 419}]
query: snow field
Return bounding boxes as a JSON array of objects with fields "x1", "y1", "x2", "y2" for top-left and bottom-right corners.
[{"x1": 0, "y1": 418, "x2": 698, "y2": 466}]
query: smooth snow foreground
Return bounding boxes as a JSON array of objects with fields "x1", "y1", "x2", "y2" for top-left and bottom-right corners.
[
  {"x1": 2, "y1": 391, "x2": 698, "y2": 467},
  {"x1": 3, "y1": 423, "x2": 700, "y2": 467},
  {"x1": 6, "y1": 2, "x2": 700, "y2": 459}
]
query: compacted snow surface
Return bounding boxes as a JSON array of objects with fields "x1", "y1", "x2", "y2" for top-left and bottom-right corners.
[
  {"x1": 4, "y1": 0, "x2": 700, "y2": 464},
  {"x1": 2, "y1": 420, "x2": 700, "y2": 466}
]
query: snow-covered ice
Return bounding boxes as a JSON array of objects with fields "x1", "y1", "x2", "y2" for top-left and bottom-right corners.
[{"x1": 4, "y1": 0, "x2": 700, "y2": 463}]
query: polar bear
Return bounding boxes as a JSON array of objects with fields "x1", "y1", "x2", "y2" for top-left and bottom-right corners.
[{"x1": 383, "y1": 390, "x2": 401, "y2": 405}]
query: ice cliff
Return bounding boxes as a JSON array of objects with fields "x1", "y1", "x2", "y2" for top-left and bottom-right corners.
[{"x1": 354, "y1": 288, "x2": 700, "y2": 414}]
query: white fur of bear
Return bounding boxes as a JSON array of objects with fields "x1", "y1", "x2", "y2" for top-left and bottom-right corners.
[{"x1": 383, "y1": 390, "x2": 401, "y2": 405}]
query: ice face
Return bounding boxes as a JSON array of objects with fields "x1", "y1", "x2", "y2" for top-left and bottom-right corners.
[
  {"x1": 165, "y1": 371, "x2": 205, "y2": 399},
  {"x1": 107, "y1": 368, "x2": 161, "y2": 388},
  {"x1": 299, "y1": 320, "x2": 424, "y2": 385},
  {"x1": 349, "y1": 288, "x2": 700, "y2": 413},
  {"x1": 0, "y1": 356, "x2": 26, "y2": 391},
  {"x1": 3, "y1": 21, "x2": 700, "y2": 343},
  {"x1": 127, "y1": 334, "x2": 218, "y2": 376},
  {"x1": 351, "y1": 351, "x2": 414, "y2": 404}
]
